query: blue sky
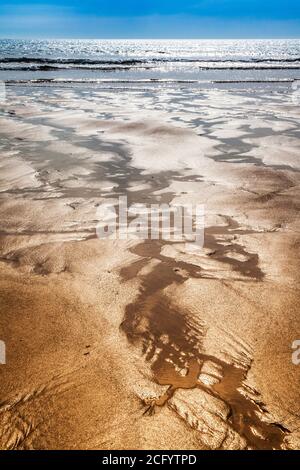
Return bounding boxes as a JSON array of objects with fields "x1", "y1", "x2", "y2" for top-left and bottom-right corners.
[{"x1": 0, "y1": 1, "x2": 300, "y2": 38}]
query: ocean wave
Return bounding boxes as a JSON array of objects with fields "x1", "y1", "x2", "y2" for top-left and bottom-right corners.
[
  {"x1": 4, "y1": 78, "x2": 295, "y2": 85},
  {"x1": 1, "y1": 56, "x2": 300, "y2": 66},
  {"x1": 0, "y1": 65, "x2": 153, "y2": 72},
  {"x1": 0, "y1": 57, "x2": 146, "y2": 65},
  {"x1": 1, "y1": 67, "x2": 300, "y2": 73},
  {"x1": 1, "y1": 60, "x2": 300, "y2": 72}
]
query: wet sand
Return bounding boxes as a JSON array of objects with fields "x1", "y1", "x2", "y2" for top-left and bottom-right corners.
[{"x1": 0, "y1": 83, "x2": 299, "y2": 450}]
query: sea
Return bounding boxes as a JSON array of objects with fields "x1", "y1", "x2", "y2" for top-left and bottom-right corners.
[{"x1": 0, "y1": 39, "x2": 300, "y2": 88}]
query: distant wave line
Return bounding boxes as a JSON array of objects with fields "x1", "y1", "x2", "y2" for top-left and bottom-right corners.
[
  {"x1": 5, "y1": 78, "x2": 295, "y2": 85},
  {"x1": 1, "y1": 56, "x2": 300, "y2": 66},
  {"x1": 1, "y1": 65, "x2": 300, "y2": 72}
]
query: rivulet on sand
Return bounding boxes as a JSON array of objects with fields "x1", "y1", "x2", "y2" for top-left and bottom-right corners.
[{"x1": 0, "y1": 84, "x2": 299, "y2": 450}]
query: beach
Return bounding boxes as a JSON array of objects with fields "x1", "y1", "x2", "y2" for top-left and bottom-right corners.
[{"x1": 0, "y1": 39, "x2": 299, "y2": 450}]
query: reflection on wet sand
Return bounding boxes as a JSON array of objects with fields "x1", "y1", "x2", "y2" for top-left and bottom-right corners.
[{"x1": 120, "y1": 233, "x2": 286, "y2": 449}]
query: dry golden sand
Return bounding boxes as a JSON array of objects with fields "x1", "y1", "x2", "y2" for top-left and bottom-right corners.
[{"x1": 0, "y1": 84, "x2": 299, "y2": 450}]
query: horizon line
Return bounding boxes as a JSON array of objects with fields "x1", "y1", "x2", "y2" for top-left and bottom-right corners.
[{"x1": 1, "y1": 37, "x2": 300, "y2": 40}]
